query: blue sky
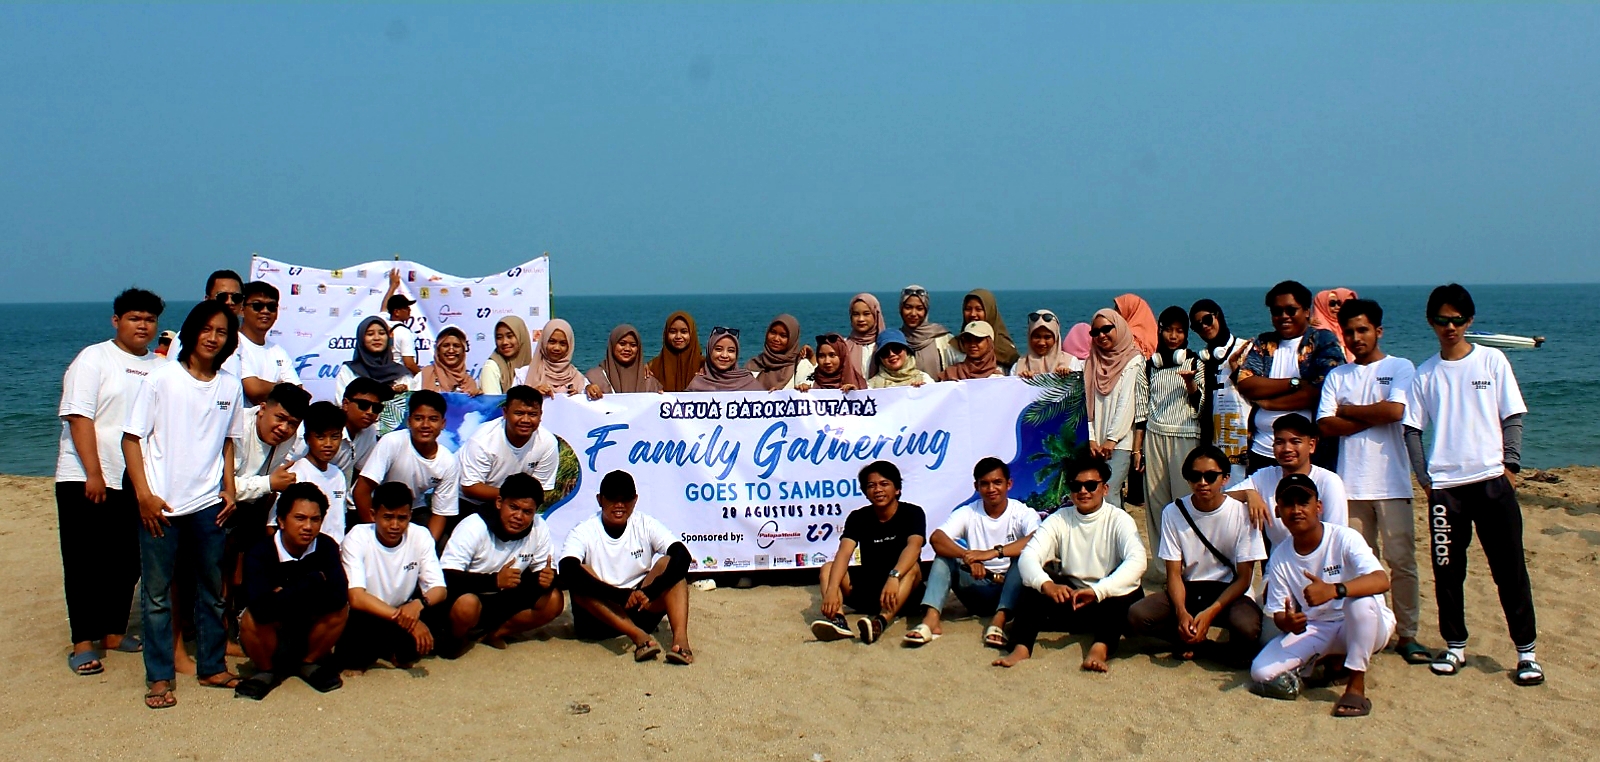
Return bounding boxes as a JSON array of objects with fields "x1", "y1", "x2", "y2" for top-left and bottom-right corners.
[{"x1": 2, "y1": 4, "x2": 1597, "y2": 301}]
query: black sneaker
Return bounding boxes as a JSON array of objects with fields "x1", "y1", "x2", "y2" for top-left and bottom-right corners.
[{"x1": 810, "y1": 615, "x2": 853, "y2": 641}]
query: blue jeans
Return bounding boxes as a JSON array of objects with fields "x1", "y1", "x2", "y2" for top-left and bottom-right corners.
[
  {"x1": 140, "y1": 503, "x2": 228, "y2": 683},
  {"x1": 920, "y1": 556, "x2": 1025, "y2": 617}
]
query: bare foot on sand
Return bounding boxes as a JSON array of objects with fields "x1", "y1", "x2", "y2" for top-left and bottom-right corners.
[
  {"x1": 1081, "y1": 643, "x2": 1110, "y2": 672},
  {"x1": 992, "y1": 645, "x2": 1031, "y2": 668}
]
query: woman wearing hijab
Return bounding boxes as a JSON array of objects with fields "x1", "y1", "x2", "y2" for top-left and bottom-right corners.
[
  {"x1": 898, "y1": 285, "x2": 956, "y2": 378},
  {"x1": 747, "y1": 314, "x2": 816, "y2": 391},
  {"x1": 1312, "y1": 287, "x2": 1360, "y2": 362},
  {"x1": 867, "y1": 329, "x2": 934, "y2": 389},
  {"x1": 1086, "y1": 308, "x2": 1146, "y2": 504},
  {"x1": 1013, "y1": 309, "x2": 1073, "y2": 378},
  {"x1": 1113, "y1": 294, "x2": 1160, "y2": 358},
  {"x1": 480, "y1": 316, "x2": 533, "y2": 395},
  {"x1": 799, "y1": 333, "x2": 867, "y2": 392},
  {"x1": 938, "y1": 321, "x2": 1005, "y2": 381},
  {"x1": 687, "y1": 327, "x2": 766, "y2": 392},
  {"x1": 1188, "y1": 299, "x2": 1253, "y2": 481},
  {"x1": 846, "y1": 294, "x2": 885, "y2": 379},
  {"x1": 335, "y1": 316, "x2": 416, "y2": 402},
  {"x1": 418, "y1": 326, "x2": 481, "y2": 396},
  {"x1": 525, "y1": 318, "x2": 597, "y2": 398},
  {"x1": 1137, "y1": 306, "x2": 1206, "y2": 551},
  {"x1": 1062, "y1": 322, "x2": 1091, "y2": 372},
  {"x1": 647, "y1": 311, "x2": 705, "y2": 393},
  {"x1": 586, "y1": 324, "x2": 662, "y2": 396},
  {"x1": 962, "y1": 289, "x2": 1019, "y2": 370}
]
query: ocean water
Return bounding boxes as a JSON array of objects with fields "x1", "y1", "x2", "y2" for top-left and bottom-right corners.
[{"x1": 4, "y1": 284, "x2": 1592, "y2": 476}]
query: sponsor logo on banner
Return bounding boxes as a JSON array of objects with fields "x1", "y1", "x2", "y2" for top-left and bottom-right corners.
[
  {"x1": 756, "y1": 521, "x2": 803, "y2": 549},
  {"x1": 462, "y1": 287, "x2": 472, "y2": 297},
  {"x1": 255, "y1": 261, "x2": 280, "y2": 277},
  {"x1": 420, "y1": 288, "x2": 429, "y2": 299},
  {"x1": 811, "y1": 553, "x2": 828, "y2": 567},
  {"x1": 316, "y1": 284, "x2": 327, "y2": 294},
  {"x1": 290, "y1": 284, "x2": 301, "y2": 295},
  {"x1": 440, "y1": 287, "x2": 449, "y2": 295},
  {"x1": 772, "y1": 555, "x2": 795, "y2": 568},
  {"x1": 488, "y1": 287, "x2": 499, "y2": 296},
  {"x1": 753, "y1": 554, "x2": 770, "y2": 568},
  {"x1": 700, "y1": 557, "x2": 718, "y2": 569},
  {"x1": 439, "y1": 305, "x2": 463, "y2": 318},
  {"x1": 358, "y1": 269, "x2": 368, "y2": 278},
  {"x1": 329, "y1": 308, "x2": 340, "y2": 317},
  {"x1": 331, "y1": 270, "x2": 343, "y2": 279},
  {"x1": 795, "y1": 553, "x2": 808, "y2": 567},
  {"x1": 298, "y1": 306, "x2": 318, "y2": 315},
  {"x1": 723, "y1": 558, "x2": 752, "y2": 570}
]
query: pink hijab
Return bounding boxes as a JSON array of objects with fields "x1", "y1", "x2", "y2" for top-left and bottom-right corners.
[
  {"x1": 524, "y1": 318, "x2": 587, "y2": 394},
  {"x1": 1313, "y1": 288, "x2": 1359, "y2": 362},
  {"x1": 1063, "y1": 322, "x2": 1092, "y2": 360},
  {"x1": 1086, "y1": 308, "x2": 1140, "y2": 421},
  {"x1": 1113, "y1": 294, "x2": 1158, "y2": 358}
]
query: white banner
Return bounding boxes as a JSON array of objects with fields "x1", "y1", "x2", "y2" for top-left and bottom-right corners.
[{"x1": 251, "y1": 255, "x2": 551, "y2": 402}]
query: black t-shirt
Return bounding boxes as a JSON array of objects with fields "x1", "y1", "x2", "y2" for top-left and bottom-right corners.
[{"x1": 842, "y1": 502, "x2": 927, "y2": 575}]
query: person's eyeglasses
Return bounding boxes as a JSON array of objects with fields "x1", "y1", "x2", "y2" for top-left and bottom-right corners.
[
  {"x1": 901, "y1": 286, "x2": 928, "y2": 298},
  {"x1": 879, "y1": 344, "x2": 907, "y2": 355},
  {"x1": 1430, "y1": 315, "x2": 1470, "y2": 327},
  {"x1": 245, "y1": 301, "x2": 278, "y2": 313},
  {"x1": 1191, "y1": 313, "x2": 1216, "y2": 330},
  {"x1": 1185, "y1": 470, "x2": 1227, "y2": 485},
  {"x1": 214, "y1": 293, "x2": 245, "y2": 304},
  {"x1": 1326, "y1": 299, "x2": 1343, "y2": 310},
  {"x1": 1067, "y1": 479, "x2": 1104, "y2": 493},
  {"x1": 1089, "y1": 325, "x2": 1116, "y2": 337},
  {"x1": 1270, "y1": 305, "x2": 1301, "y2": 318},
  {"x1": 710, "y1": 326, "x2": 740, "y2": 338},
  {"x1": 346, "y1": 398, "x2": 382, "y2": 413},
  {"x1": 816, "y1": 333, "x2": 843, "y2": 345},
  {"x1": 1027, "y1": 311, "x2": 1058, "y2": 323}
]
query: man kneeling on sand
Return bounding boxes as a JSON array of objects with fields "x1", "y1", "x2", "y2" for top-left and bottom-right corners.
[
  {"x1": 811, "y1": 460, "x2": 926, "y2": 645},
  {"x1": 993, "y1": 458, "x2": 1146, "y2": 672},
  {"x1": 235, "y1": 482, "x2": 349, "y2": 699},
  {"x1": 559, "y1": 471, "x2": 695, "y2": 664},
  {"x1": 1250, "y1": 474, "x2": 1393, "y2": 718},
  {"x1": 438, "y1": 474, "x2": 563, "y2": 655},
  {"x1": 337, "y1": 482, "x2": 448, "y2": 669}
]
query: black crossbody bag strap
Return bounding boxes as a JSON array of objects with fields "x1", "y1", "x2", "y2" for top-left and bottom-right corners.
[{"x1": 1175, "y1": 497, "x2": 1236, "y2": 583}]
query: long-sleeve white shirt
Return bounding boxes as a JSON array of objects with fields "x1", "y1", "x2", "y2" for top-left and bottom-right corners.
[
  {"x1": 1088, "y1": 357, "x2": 1145, "y2": 450},
  {"x1": 1018, "y1": 503, "x2": 1147, "y2": 602},
  {"x1": 232, "y1": 405, "x2": 303, "y2": 504}
]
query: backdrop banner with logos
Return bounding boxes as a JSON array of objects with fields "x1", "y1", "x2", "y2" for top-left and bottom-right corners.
[
  {"x1": 419, "y1": 374, "x2": 1087, "y2": 573},
  {"x1": 250, "y1": 255, "x2": 551, "y2": 403}
]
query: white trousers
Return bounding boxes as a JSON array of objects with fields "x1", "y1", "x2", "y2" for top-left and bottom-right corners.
[{"x1": 1250, "y1": 596, "x2": 1395, "y2": 682}]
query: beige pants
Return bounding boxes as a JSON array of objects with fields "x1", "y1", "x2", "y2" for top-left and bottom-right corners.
[
  {"x1": 1142, "y1": 433, "x2": 1199, "y2": 556},
  {"x1": 1347, "y1": 498, "x2": 1420, "y2": 639}
]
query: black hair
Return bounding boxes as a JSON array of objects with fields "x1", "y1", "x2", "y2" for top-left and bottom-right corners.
[
  {"x1": 858, "y1": 460, "x2": 903, "y2": 491},
  {"x1": 1181, "y1": 444, "x2": 1232, "y2": 480},
  {"x1": 499, "y1": 473, "x2": 546, "y2": 505},
  {"x1": 599, "y1": 470, "x2": 638, "y2": 501},
  {"x1": 265, "y1": 383, "x2": 312, "y2": 420},
  {"x1": 1264, "y1": 280, "x2": 1313, "y2": 309},
  {"x1": 504, "y1": 384, "x2": 545, "y2": 409},
  {"x1": 1275, "y1": 474, "x2": 1320, "y2": 506},
  {"x1": 113, "y1": 288, "x2": 165, "y2": 318},
  {"x1": 175, "y1": 300, "x2": 240, "y2": 372},
  {"x1": 1338, "y1": 298, "x2": 1383, "y2": 329},
  {"x1": 301, "y1": 401, "x2": 346, "y2": 435},
  {"x1": 973, "y1": 456, "x2": 1010, "y2": 481},
  {"x1": 1157, "y1": 305, "x2": 1189, "y2": 330},
  {"x1": 372, "y1": 482, "x2": 415, "y2": 512},
  {"x1": 342, "y1": 376, "x2": 394, "y2": 402},
  {"x1": 205, "y1": 269, "x2": 244, "y2": 297},
  {"x1": 1069, "y1": 457, "x2": 1113, "y2": 483},
  {"x1": 1426, "y1": 283, "x2": 1475, "y2": 320},
  {"x1": 1271, "y1": 412, "x2": 1320, "y2": 439},
  {"x1": 242, "y1": 281, "x2": 279, "y2": 301},
  {"x1": 275, "y1": 481, "x2": 329, "y2": 522},
  {"x1": 409, "y1": 389, "x2": 448, "y2": 418}
]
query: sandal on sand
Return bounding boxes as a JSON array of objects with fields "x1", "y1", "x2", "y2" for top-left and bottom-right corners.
[
  {"x1": 1250, "y1": 672, "x2": 1302, "y2": 701},
  {"x1": 811, "y1": 615, "x2": 853, "y2": 642},
  {"x1": 856, "y1": 616, "x2": 886, "y2": 645},
  {"x1": 198, "y1": 673, "x2": 242, "y2": 690},
  {"x1": 109, "y1": 634, "x2": 144, "y2": 653},
  {"x1": 1513, "y1": 660, "x2": 1545, "y2": 686},
  {"x1": 233, "y1": 672, "x2": 279, "y2": 701},
  {"x1": 144, "y1": 687, "x2": 176, "y2": 710},
  {"x1": 903, "y1": 624, "x2": 939, "y2": 646},
  {"x1": 633, "y1": 640, "x2": 661, "y2": 662},
  {"x1": 1332, "y1": 693, "x2": 1372, "y2": 718},
  {"x1": 299, "y1": 662, "x2": 344, "y2": 693},
  {"x1": 1396, "y1": 642, "x2": 1433, "y2": 665},
  {"x1": 665, "y1": 646, "x2": 695, "y2": 666},
  {"x1": 1430, "y1": 651, "x2": 1465, "y2": 677},
  {"x1": 69, "y1": 650, "x2": 104, "y2": 676},
  {"x1": 983, "y1": 626, "x2": 1008, "y2": 649}
]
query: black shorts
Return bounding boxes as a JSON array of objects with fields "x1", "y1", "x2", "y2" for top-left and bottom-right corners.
[
  {"x1": 571, "y1": 601, "x2": 666, "y2": 641},
  {"x1": 844, "y1": 566, "x2": 893, "y2": 615},
  {"x1": 464, "y1": 586, "x2": 550, "y2": 634}
]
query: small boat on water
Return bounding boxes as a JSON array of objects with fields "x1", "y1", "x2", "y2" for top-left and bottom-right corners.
[{"x1": 1466, "y1": 332, "x2": 1545, "y2": 349}]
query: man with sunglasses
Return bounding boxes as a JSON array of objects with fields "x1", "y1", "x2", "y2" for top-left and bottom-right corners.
[
  {"x1": 166, "y1": 270, "x2": 245, "y2": 362},
  {"x1": 233, "y1": 282, "x2": 301, "y2": 406},
  {"x1": 335, "y1": 378, "x2": 393, "y2": 526},
  {"x1": 1235, "y1": 281, "x2": 1346, "y2": 473},
  {"x1": 1402, "y1": 284, "x2": 1541, "y2": 686},
  {"x1": 994, "y1": 459, "x2": 1145, "y2": 672},
  {"x1": 1128, "y1": 445, "x2": 1266, "y2": 665}
]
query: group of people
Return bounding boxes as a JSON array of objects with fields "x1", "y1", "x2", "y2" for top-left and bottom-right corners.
[{"x1": 54, "y1": 268, "x2": 1540, "y2": 718}]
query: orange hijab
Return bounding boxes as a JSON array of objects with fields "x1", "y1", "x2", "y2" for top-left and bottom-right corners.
[{"x1": 1113, "y1": 294, "x2": 1158, "y2": 358}]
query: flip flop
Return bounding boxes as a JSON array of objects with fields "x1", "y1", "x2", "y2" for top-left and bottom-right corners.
[
  {"x1": 198, "y1": 673, "x2": 242, "y2": 690},
  {"x1": 299, "y1": 662, "x2": 344, "y2": 693},
  {"x1": 68, "y1": 650, "x2": 104, "y2": 676},
  {"x1": 109, "y1": 635, "x2": 144, "y2": 653},
  {"x1": 1332, "y1": 693, "x2": 1372, "y2": 718},
  {"x1": 982, "y1": 626, "x2": 1008, "y2": 649},
  {"x1": 902, "y1": 624, "x2": 940, "y2": 646},
  {"x1": 664, "y1": 646, "x2": 695, "y2": 666},
  {"x1": 144, "y1": 686, "x2": 176, "y2": 710},
  {"x1": 633, "y1": 640, "x2": 661, "y2": 662},
  {"x1": 1430, "y1": 651, "x2": 1465, "y2": 677},
  {"x1": 233, "y1": 672, "x2": 279, "y2": 701},
  {"x1": 1513, "y1": 660, "x2": 1545, "y2": 686},
  {"x1": 1395, "y1": 641, "x2": 1432, "y2": 664}
]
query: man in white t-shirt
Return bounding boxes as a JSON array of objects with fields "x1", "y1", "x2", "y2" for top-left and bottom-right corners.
[
  {"x1": 1235, "y1": 281, "x2": 1346, "y2": 473},
  {"x1": 379, "y1": 269, "x2": 422, "y2": 374},
  {"x1": 1227, "y1": 413, "x2": 1349, "y2": 550},
  {"x1": 337, "y1": 482, "x2": 448, "y2": 669},
  {"x1": 459, "y1": 385, "x2": 560, "y2": 513},
  {"x1": 907, "y1": 457, "x2": 1039, "y2": 649},
  {"x1": 1315, "y1": 299, "x2": 1429, "y2": 664},
  {"x1": 438, "y1": 474, "x2": 563, "y2": 655},
  {"x1": 355, "y1": 391, "x2": 461, "y2": 544},
  {"x1": 55, "y1": 288, "x2": 167, "y2": 675},
  {"x1": 559, "y1": 471, "x2": 695, "y2": 664},
  {"x1": 1250, "y1": 475, "x2": 1393, "y2": 718},
  {"x1": 1403, "y1": 284, "x2": 1540, "y2": 686},
  {"x1": 233, "y1": 282, "x2": 301, "y2": 407},
  {"x1": 1129, "y1": 445, "x2": 1268, "y2": 666}
]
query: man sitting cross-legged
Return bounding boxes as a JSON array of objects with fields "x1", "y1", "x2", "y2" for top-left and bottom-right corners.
[
  {"x1": 559, "y1": 471, "x2": 695, "y2": 664},
  {"x1": 235, "y1": 482, "x2": 349, "y2": 700},
  {"x1": 811, "y1": 460, "x2": 926, "y2": 645},
  {"x1": 438, "y1": 473, "x2": 563, "y2": 655},
  {"x1": 337, "y1": 482, "x2": 448, "y2": 670},
  {"x1": 994, "y1": 458, "x2": 1146, "y2": 672}
]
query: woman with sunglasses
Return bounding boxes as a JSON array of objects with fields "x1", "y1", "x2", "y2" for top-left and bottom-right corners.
[
  {"x1": 962, "y1": 289, "x2": 1019, "y2": 371},
  {"x1": 898, "y1": 285, "x2": 956, "y2": 378},
  {"x1": 866, "y1": 330, "x2": 934, "y2": 389},
  {"x1": 687, "y1": 327, "x2": 765, "y2": 392},
  {"x1": 1137, "y1": 306, "x2": 1206, "y2": 551},
  {"x1": 1189, "y1": 299, "x2": 1253, "y2": 483},
  {"x1": 480, "y1": 316, "x2": 534, "y2": 395},
  {"x1": 586, "y1": 324, "x2": 662, "y2": 397},
  {"x1": 335, "y1": 316, "x2": 417, "y2": 405},
  {"x1": 747, "y1": 314, "x2": 816, "y2": 391},
  {"x1": 418, "y1": 326, "x2": 480, "y2": 396},
  {"x1": 1312, "y1": 288, "x2": 1360, "y2": 362},
  {"x1": 1013, "y1": 310, "x2": 1077, "y2": 378},
  {"x1": 1086, "y1": 309, "x2": 1146, "y2": 504}
]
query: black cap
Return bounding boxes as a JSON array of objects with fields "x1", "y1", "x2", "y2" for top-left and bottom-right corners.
[
  {"x1": 1275, "y1": 472, "x2": 1319, "y2": 504},
  {"x1": 386, "y1": 294, "x2": 416, "y2": 311},
  {"x1": 343, "y1": 376, "x2": 397, "y2": 402}
]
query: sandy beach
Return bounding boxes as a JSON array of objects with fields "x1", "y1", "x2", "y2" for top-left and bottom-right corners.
[{"x1": 3, "y1": 470, "x2": 1598, "y2": 761}]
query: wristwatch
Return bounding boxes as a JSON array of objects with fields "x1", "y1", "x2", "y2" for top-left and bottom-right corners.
[
  {"x1": 992, "y1": 545, "x2": 1005, "y2": 558},
  {"x1": 888, "y1": 569, "x2": 902, "y2": 579},
  {"x1": 1334, "y1": 583, "x2": 1348, "y2": 600},
  {"x1": 1288, "y1": 377, "x2": 1303, "y2": 391}
]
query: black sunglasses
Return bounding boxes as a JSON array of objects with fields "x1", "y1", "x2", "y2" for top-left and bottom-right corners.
[
  {"x1": 1430, "y1": 315, "x2": 1470, "y2": 327},
  {"x1": 1184, "y1": 470, "x2": 1227, "y2": 485},
  {"x1": 1067, "y1": 479, "x2": 1104, "y2": 493},
  {"x1": 245, "y1": 301, "x2": 279, "y2": 313},
  {"x1": 214, "y1": 293, "x2": 245, "y2": 304},
  {"x1": 1270, "y1": 305, "x2": 1301, "y2": 318},
  {"x1": 901, "y1": 286, "x2": 929, "y2": 298},
  {"x1": 816, "y1": 333, "x2": 844, "y2": 345},
  {"x1": 1027, "y1": 311, "x2": 1058, "y2": 323},
  {"x1": 1089, "y1": 325, "x2": 1116, "y2": 337},
  {"x1": 710, "y1": 326, "x2": 740, "y2": 338},
  {"x1": 1190, "y1": 313, "x2": 1216, "y2": 330},
  {"x1": 1326, "y1": 299, "x2": 1344, "y2": 310},
  {"x1": 346, "y1": 398, "x2": 382, "y2": 413}
]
